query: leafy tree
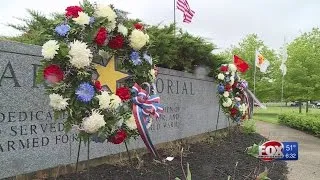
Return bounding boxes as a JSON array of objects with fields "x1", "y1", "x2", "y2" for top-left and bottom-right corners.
[
  {"x1": 285, "y1": 28, "x2": 320, "y2": 103},
  {"x1": 224, "y1": 34, "x2": 281, "y2": 101}
]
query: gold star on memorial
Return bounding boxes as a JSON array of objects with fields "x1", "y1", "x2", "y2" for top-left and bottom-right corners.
[{"x1": 95, "y1": 56, "x2": 130, "y2": 93}]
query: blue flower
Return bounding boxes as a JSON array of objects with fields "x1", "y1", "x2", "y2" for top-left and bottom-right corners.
[
  {"x1": 76, "y1": 82, "x2": 95, "y2": 102},
  {"x1": 130, "y1": 51, "x2": 142, "y2": 65},
  {"x1": 55, "y1": 24, "x2": 70, "y2": 37},
  {"x1": 89, "y1": 17, "x2": 95, "y2": 25},
  {"x1": 217, "y1": 84, "x2": 224, "y2": 94},
  {"x1": 143, "y1": 52, "x2": 153, "y2": 65}
]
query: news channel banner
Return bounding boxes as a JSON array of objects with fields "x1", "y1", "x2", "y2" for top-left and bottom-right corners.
[{"x1": 258, "y1": 140, "x2": 298, "y2": 162}]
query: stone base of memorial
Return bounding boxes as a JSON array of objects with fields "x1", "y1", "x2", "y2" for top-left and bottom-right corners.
[{"x1": 0, "y1": 41, "x2": 228, "y2": 179}]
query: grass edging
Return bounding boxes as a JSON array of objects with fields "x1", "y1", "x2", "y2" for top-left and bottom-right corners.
[{"x1": 278, "y1": 113, "x2": 320, "y2": 137}]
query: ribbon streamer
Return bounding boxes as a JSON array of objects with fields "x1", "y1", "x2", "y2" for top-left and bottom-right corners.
[{"x1": 132, "y1": 83, "x2": 163, "y2": 158}]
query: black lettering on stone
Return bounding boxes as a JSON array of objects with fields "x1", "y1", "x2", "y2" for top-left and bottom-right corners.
[
  {"x1": 190, "y1": 82, "x2": 195, "y2": 95},
  {"x1": 36, "y1": 111, "x2": 43, "y2": 120},
  {"x1": 30, "y1": 125, "x2": 37, "y2": 135},
  {"x1": 167, "y1": 79, "x2": 174, "y2": 94},
  {"x1": 40, "y1": 123, "x2": 48, "y2": 133},
  {"x1": 176, "y1": 80, "x2": 179, "y2": 94},
  {"x1": 42, "y1": 137, "x2": 49, "y2": 146},
  {"x1": 19, "y1": 112, "x2": 27, "y2": 122},
  {"x1": 58, "y1": 122, "x2": 64, "y2": 132},
  {"x1": 20, "y1": 125, "x2": 28, "y2": 135},
  {"x1": 8, "y1": 112, "x2": 15, "y2": 122},
  {"x1": 0, "y1": 62, "x2": 21, "y2": 87},
  {"x1": 0, "y1": 144, "x2": 3, "y2": 152},
  {"x1": 32, "y1": 64, "x2": 40, "y2": 88},
  {"x1": 182, "y1": 82, "x2": 188, "y2": 94},
  {"x1": 46, "y1": 112, "x2": 52, "y2": 121},
  {"x1": 19, "y1": 139, "x2": 30, "y2": 149},
  {"x1": 50, "y1": 123, "x2": 56, "y2": 132},
  {"x1": 8, "y1": 141, "x2": 15, "y2": 151},
  {"x1": 10, "y1": 126, "x2": 17, "y2": 136},
  {"x1": 0, "y1": 113, "x2": 5, "y2": 123},
  {"x1": 156, "y1": 78, "x2": 164, "y2": 93},
  {"x1": 33, "y1": 138, "x2": 39, "y2": 147}
]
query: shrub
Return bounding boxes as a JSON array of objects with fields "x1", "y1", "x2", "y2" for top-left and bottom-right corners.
[
  {"x1": 242, "y1": 119, "x2": 256, "y2": 135},
  {"x1": 278, "y1": 113, "x2": 320, "y2": 136}
]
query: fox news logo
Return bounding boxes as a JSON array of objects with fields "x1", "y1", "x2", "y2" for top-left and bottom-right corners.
[{"x1": 258, "y1": 140, "x2": 298, "y2": 162}]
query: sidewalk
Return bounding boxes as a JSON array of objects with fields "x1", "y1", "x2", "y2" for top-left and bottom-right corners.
[{"x1": 256, "y1": 121, "x2": 320, "y2": 180}]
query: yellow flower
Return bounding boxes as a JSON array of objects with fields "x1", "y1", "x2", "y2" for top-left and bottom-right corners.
[{"x1": 129, "y1": 29, "x2": 148, "y2": 50}]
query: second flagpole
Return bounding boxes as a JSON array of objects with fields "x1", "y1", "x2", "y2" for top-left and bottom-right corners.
[{"x1": 174, "y1": 0, "x2": 176, "y2": 36}]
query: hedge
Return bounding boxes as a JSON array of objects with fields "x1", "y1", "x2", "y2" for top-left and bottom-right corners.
[{"x1": 278, "y1": 113, "x2": 320, "y2": 136}]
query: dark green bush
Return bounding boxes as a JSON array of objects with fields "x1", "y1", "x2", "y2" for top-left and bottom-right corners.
[{"x1": 278, "y1": 113, "x2": 320, "y2": 136}]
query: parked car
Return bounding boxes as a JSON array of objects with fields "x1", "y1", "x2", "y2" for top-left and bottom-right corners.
[
  {"x1": 290, "y1": 101, "x2": 303, "y2": 107},
  {"x1": 310, "y1": 101, "x2": 320, "y2": 108}
]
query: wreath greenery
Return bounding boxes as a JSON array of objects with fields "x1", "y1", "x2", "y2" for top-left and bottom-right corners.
[{"x1": 37, "y1": 1, "x2": 156, "y2": 144}]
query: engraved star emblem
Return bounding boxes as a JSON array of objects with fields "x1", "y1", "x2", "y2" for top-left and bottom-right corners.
[{"x1": 94, "y1": 56, "x2": 130, "y2": 93}]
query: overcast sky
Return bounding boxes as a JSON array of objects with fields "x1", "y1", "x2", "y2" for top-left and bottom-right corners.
[{"x1": 1, "y1": 0, "x2": 320, "y2": 51}]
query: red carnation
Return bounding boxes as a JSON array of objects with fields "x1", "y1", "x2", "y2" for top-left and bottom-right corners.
[
  {"x1": 94, "y1": 80, "x2": 102, "y2": 91},
  {"x1": 116, "y1": 87, "x2": 131, "y2": 101},
  {"x1": 134, "y1": 23, "x2": 144, "y2": 30},
  {"x1": 230, "y1": 108, "x2": 238, "y2": 117},
  {"x1": 65, "y1": 6, "x2": 83, "y2": 18},
  {"x1": 232, "y1": 81, "x2": 238, "y2": 89},
  {"x1": 95, "y1": 27, "x2": 107, "y2": 46},
  {"x1": 43, "y1": 64, "x2": 64, "y2": 84},
  {"x1": 225, "y1": 84, "x2": 232, "y2": 91},
  {"x1": 109, "y1": 130, "x2": 127, "y2": 144},
  {"x1": 108, "y1": 35, "x2": 124, "y2": 49},
  {"x1": 220, "y1": 66, "x2": 228, "y2": 72}
]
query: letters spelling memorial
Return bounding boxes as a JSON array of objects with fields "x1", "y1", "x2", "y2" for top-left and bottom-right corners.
[{"x1": 0, "y1": 41, "x2": 227, "y2": 178}]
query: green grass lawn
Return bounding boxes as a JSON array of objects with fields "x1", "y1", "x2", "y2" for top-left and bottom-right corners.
[{"x1": 253, "y1": 106, "x2": 320, "y2": 124}]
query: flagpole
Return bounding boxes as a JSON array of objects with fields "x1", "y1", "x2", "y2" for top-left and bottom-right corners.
[
  {"x1": 253, "y1": 50, "x2": 257, "y2": 95},
  {"x1": 174, "y1": 0, "x2": 176, "y2": 36}
]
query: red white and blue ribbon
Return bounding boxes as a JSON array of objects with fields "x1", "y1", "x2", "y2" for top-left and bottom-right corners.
[{"x1": 132, "y1": 83, "x2": 163, "y2": 158}]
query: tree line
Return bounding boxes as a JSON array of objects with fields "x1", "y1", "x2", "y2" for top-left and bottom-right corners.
[{"x1": 1, "y1": 9, "x2": 320, "y2": 107}]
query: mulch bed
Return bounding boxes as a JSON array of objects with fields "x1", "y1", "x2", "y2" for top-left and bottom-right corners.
[{"x1": 59, "y1": 128, "x2": 288, "y2": 180}]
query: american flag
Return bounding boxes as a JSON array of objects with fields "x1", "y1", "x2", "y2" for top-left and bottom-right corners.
[{"x1": 176, "y1": 0, "x2": 195, "y2": 23}]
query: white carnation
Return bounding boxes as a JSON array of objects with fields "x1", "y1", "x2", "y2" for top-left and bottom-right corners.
[
  {"x1": 42, "y1": 40, "x2": 59, "y2": 59},
  {"x1": 73, "y1": 12, "x2": 90, "y2": 26},
  {"x1": 229, "y1": 64, "x2": 237, "y2": 72},
  {"x1": 95, "y1": 4, "x2": 117, "y2": 22},
  {"x1": 223, "y1": 91, "x2": 229, "y2": 97},
  {"x1": 222, "y1": 98, "x2": 232, "y2": 107},
  {"x1": 82, "y1": 110, "x2": 106, "y2": 134},
  {"x1": 129, "y1": 29, "x2": 148, "y2": 50},
  {"x1": 235, "y1": 97, "x2": 241, "y2": 101},
  {"x1": 125, "y1": 114, "x2": 137, "y2": 130},
  {"x1": 217, "y1": 73, "x2": 225, "y2": 80},
  {"x1": 107, "y1": 20, "x2": 116, "y2": 31},
  {"x1": 49, "y1": 93, "x2": 69, "y2": 110},
  {"x1": 117, "y1": 24, "x2": 128, "y2": 36},
  {"x1": 69, "y1": 40, "x2": 92, "y2": 68},
  {"x1": 110, "y1": 94, "x2": 122, "y2": 109},
  {"x1": 96, "y1": 91, "x2": 111, "y2": 109}
]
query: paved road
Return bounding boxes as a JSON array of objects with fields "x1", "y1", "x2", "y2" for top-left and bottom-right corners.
[{"x1": 256, "y1": 121, "x2": 320, "y2": 180}]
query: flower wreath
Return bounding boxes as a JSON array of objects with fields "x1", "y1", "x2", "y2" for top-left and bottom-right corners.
[
  {"x1": 216, "y1": 56, "x2": 250, "y2": 122},
  {"x1": 38, "y1": 1, "x2": 161, "y2": 145}
]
